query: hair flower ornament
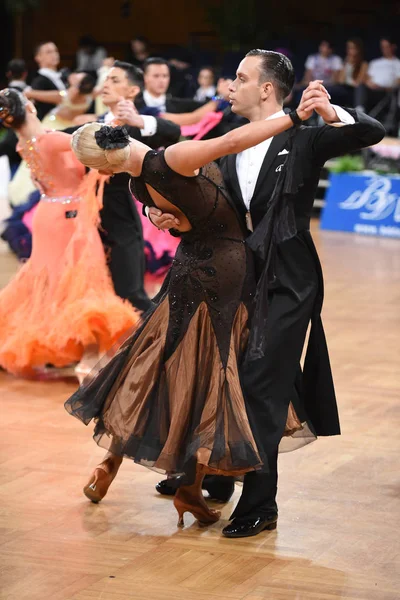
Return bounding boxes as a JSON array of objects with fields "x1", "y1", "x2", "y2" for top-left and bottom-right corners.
[{"x1": 95, "y1": 125, "x2": 130, "y2": 150}]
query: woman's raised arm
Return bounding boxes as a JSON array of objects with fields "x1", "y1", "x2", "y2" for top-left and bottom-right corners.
[{"x1": 164, "y1": 113, "x2": 296, "y2": 176}]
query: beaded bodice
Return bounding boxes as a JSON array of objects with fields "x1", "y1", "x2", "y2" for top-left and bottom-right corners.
[
  {"x1": 18, "y1": 131, "x2": 85, "y2": 197},
  {"x1": 130, "y1": 150, "x2": 255, "y2": 367}
]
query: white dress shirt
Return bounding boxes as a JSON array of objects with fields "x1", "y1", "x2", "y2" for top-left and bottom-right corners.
[
  {"x1": 236, "y1": 106, "x2": 355, "y2": 210},
  {"x1": 104, "y1": 110, "x2": 157, "y2": 137},
  {"x1": 143, "y1": 90, "x2": 167, "y2": 112},
  {"x1": 368, "y1": 57, "x2": 400, "y2": 88},
  {"x1": 37, "y1": 68, "x2": 66, "y2": 91}
]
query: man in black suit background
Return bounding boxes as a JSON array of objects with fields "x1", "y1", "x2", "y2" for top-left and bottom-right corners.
[
  {"x1": 67, "y1": 61, "x2": 181, "y2": 312},
  {"x1": 135, "y1": 57, "x2": 205, "y2": 115},
  {"x1": 28, "y1": 42, "x2": 66, "y2": 121},
  {"x1": 149, "y1": 50, "x2": 385, "y2": 538}
]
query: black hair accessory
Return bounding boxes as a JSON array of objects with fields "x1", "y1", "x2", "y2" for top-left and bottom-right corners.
[{"x1": 94, "y1": 125, "x2": 130, "y2": 150}]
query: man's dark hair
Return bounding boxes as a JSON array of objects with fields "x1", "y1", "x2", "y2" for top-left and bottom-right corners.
[
  {"x1": 7, "y1": 59, "x2": 27, "y2": 80},
  {"x1": 113, "y1": 60, "x2": 144, "y2": 90},
  {"x1": 133, "y1": 36, "x2": 149, "y2": 46},
  {"x1": 246, "y1": 49, "x2": 295, "y2": 102},
  {"x1": 34, "y1": 41, "x2": 54, "y2": 56},
  {"x1": 143, "y1": 57, "x2": 169, "y2": 74},
  {"x1": 320, "y1": 39, "x2": 333, "y2": 48},
  {"x1": 380, "y1": 35, "x2": 396, "y2": 45}
]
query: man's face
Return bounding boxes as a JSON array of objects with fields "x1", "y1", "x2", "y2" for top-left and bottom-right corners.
[
  {"x1": 381, "y1": 39, "x2": 396, "y2": 58},
  {"x1": 198, "y1": 69, "x2": 214, "y2": 88},
  {"x1": 228, "y1": 56, "x2": 267, "y2": 117},
  {"x1": 144, "y1": 64, "x2": 170, "y2": 96},
  {"x1": 319, "y1": 42, "x2": 332, "y2": 58},
  {"x1": 35, "y1": 43, "x2": 60, "y2": 69},
  {"x1": 101, "y1": 67, "x2": 138, "y2": 106}
]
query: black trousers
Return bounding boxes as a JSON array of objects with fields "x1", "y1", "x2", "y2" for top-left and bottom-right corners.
[
  {"x1": 100, "y1": 188, "x2": 152, "y2": 313},
  {"x1": 211, "y1": 235, "x2": 319, "y2": 520}
]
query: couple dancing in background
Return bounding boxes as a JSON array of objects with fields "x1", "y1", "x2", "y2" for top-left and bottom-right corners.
[
  {"x1": 0, "y1": 88, "x2": 138, "y2": 377},
  {"x1": 65, "y1": 50, "x2": 384, "y2": 538}
]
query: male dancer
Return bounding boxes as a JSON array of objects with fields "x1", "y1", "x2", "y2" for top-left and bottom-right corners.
[
  {"x1": 28, "y1": 42, "x2": 66, "y2": 120},
  {"x1": 67, "y1": 61, "x2": 181, "y2": 311},
  {"x1": 149, "y1": 50, "x2": 385, "y2": 537}
]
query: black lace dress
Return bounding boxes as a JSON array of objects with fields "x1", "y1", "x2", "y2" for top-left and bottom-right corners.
[{"x1": 65, "y1": 150, "x2": 273, "y2": 479}]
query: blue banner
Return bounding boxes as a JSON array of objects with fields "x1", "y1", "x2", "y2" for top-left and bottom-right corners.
[{"x1": 320, "y1": 173, "x2": 400, "y2": 238}]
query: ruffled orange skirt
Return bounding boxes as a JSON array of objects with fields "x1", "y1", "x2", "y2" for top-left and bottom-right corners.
[{"x1": 0, "y1": 197, "x2": 138, "y2": 376}]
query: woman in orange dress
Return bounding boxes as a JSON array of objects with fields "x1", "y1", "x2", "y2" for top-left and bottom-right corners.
[{"x1": 0, "y1": 88, "x2": 139, "y2": 378}]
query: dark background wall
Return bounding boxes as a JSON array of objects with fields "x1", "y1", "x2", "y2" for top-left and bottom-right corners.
[{"x1": 1, "y1": 0, "x2": 399, "y2": 80}]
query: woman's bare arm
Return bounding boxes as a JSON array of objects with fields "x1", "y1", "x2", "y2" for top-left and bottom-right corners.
[
  {"x1": 165, "y1": 114, "x2": 294, "y2": 176},
  {"x1": 162, "y1": 100, "x2": 218, "y2": 126}
]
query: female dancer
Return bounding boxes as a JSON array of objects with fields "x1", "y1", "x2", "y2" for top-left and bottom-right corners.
[
  {"x1": 0, "y1": 88, "x2": 138, "y2": 378},
  {"x1": 65, "y1": 103, "x2": 310, "y2": 526}
]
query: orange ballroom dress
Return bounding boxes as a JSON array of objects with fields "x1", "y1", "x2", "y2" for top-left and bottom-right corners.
[{"x1": 0, "y1": 131, "x2": 139, "y2": 377}]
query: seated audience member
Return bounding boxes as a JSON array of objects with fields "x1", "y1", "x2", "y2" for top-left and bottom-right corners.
[
  {"x1": 365, "y1": 37, "x2": 400, "y2": 97},
  {"x1": 339, "y1": 38, "x2": 368, "y2": 106},
  {"x1": 303, "y1": 40, "x2": 343, "y2": 86},
  {"x1": 297, "y1": 40, "x2": 346, "y2": 106},
  {"x1": 357, "y1": 37, "x2": 400, "y2": 131},
  {"x1": 193, "y1": 67, "x2": 216, "y2": 102},
  {"x1": 167, "y1": 47, "x2": 196, "y2": 98},
  {"x1": 76, "y1": 35, "x2": 107, "y2": 75},
  {"x1": 125, "y1": 36, "x2": 151, "y2": 69},
  {"x1": 135, "y1": 57, "x2": 204, "y2": 114}
]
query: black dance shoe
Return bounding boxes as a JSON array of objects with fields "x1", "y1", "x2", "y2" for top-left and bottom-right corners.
[
  {"x1": 156, "y1": 476, "x2": 235, "y2": 503},
  {"x1": 203, "y1": 477, "x2": 235, "y2": 503},
  {"x1": 222, "y1": 514, "x2": 278, "y2": 538},
  {"x1": 155, "y1": 479, "x2": 177, "y2": 496}
]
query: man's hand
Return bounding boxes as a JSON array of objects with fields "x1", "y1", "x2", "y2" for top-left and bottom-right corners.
[
  {"x1": 115, "y1": 99, "x2": 144, "y2": 128},
  {"x1": 148, "y1": 207, "x2": 180, "y2": 231},
  {"x1": 297, "y1": 80, "x2": 338, "y2": 123}
]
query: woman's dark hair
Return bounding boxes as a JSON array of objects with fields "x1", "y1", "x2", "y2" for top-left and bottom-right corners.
[
  {"x1": 0, "y1": 88, "x2": 27, "y2": 129},
  {"x1": 7, "y1": 58, "x2": 27, "y2": 80},
  {"x1": 245, "y1": 49, "x2": 295, "y2": 102},
  {"x1": 78, "y1": 73, "x2": 96, "y2": 95},
  {"x1": 347, "y1": 38, "x2": 364, "y2": 80}
]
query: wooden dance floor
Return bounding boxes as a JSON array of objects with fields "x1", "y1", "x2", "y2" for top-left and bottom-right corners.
[{"x1": 1, "y1": 221, "x2": 399, "y2": 600}]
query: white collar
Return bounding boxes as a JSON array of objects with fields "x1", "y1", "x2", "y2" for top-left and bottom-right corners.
[
  {"x1": 9, "y1": 80, "x2": 27, "y2": 90},
  {"x1": 266, "y1": 109, "x2": 286, "y2": 121},
  {"x1": 38, "y1": 68, "x2": 66, "y2": 90},
  {"x1": 143, "y1": 89, "x2": 166, "y2": 108},
  {"x1": 103, "y1": 111, "x2": 115, "y2": 125}
]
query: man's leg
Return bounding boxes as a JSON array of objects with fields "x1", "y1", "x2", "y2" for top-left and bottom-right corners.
[
  {"x1": 101, "y1": 190, "x2": 152, "y2": 313},
  {"x1": 223, "y1": 239, "x2": 319, "y2": 536}
]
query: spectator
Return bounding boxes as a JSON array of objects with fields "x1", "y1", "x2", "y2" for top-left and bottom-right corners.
[
  {"x1": 193, "y1": 67, "x2": 216, "y2": 102},
  {"x1": 126, "y1": 36, "x2": 150, "y2": 69},
  {"x1": 339, "y1": 38, "x2": 368, "y2": 106},
  {"x1": 166, "y1": 47, "x2": 196, "y2": 98},
  {"x1": 302, "y1": 40, "x2": 343, "y2": 86},
  {"x1": 76, "y1": 35, "x2": 107, "y2": 75},
  {"x1": 357, "y1": 37, "x2": 400, "y2": 132},
  {"x1": 366, "y1": 37, "x2": 400, "y2": 92},
  {"x1": 6, "y1": 59, "x2": 28, "y2": 92}
]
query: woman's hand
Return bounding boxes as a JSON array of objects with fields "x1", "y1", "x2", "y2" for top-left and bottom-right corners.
[{"x1": 148, "y1": 207, "x2": 180, "y2": 231}]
